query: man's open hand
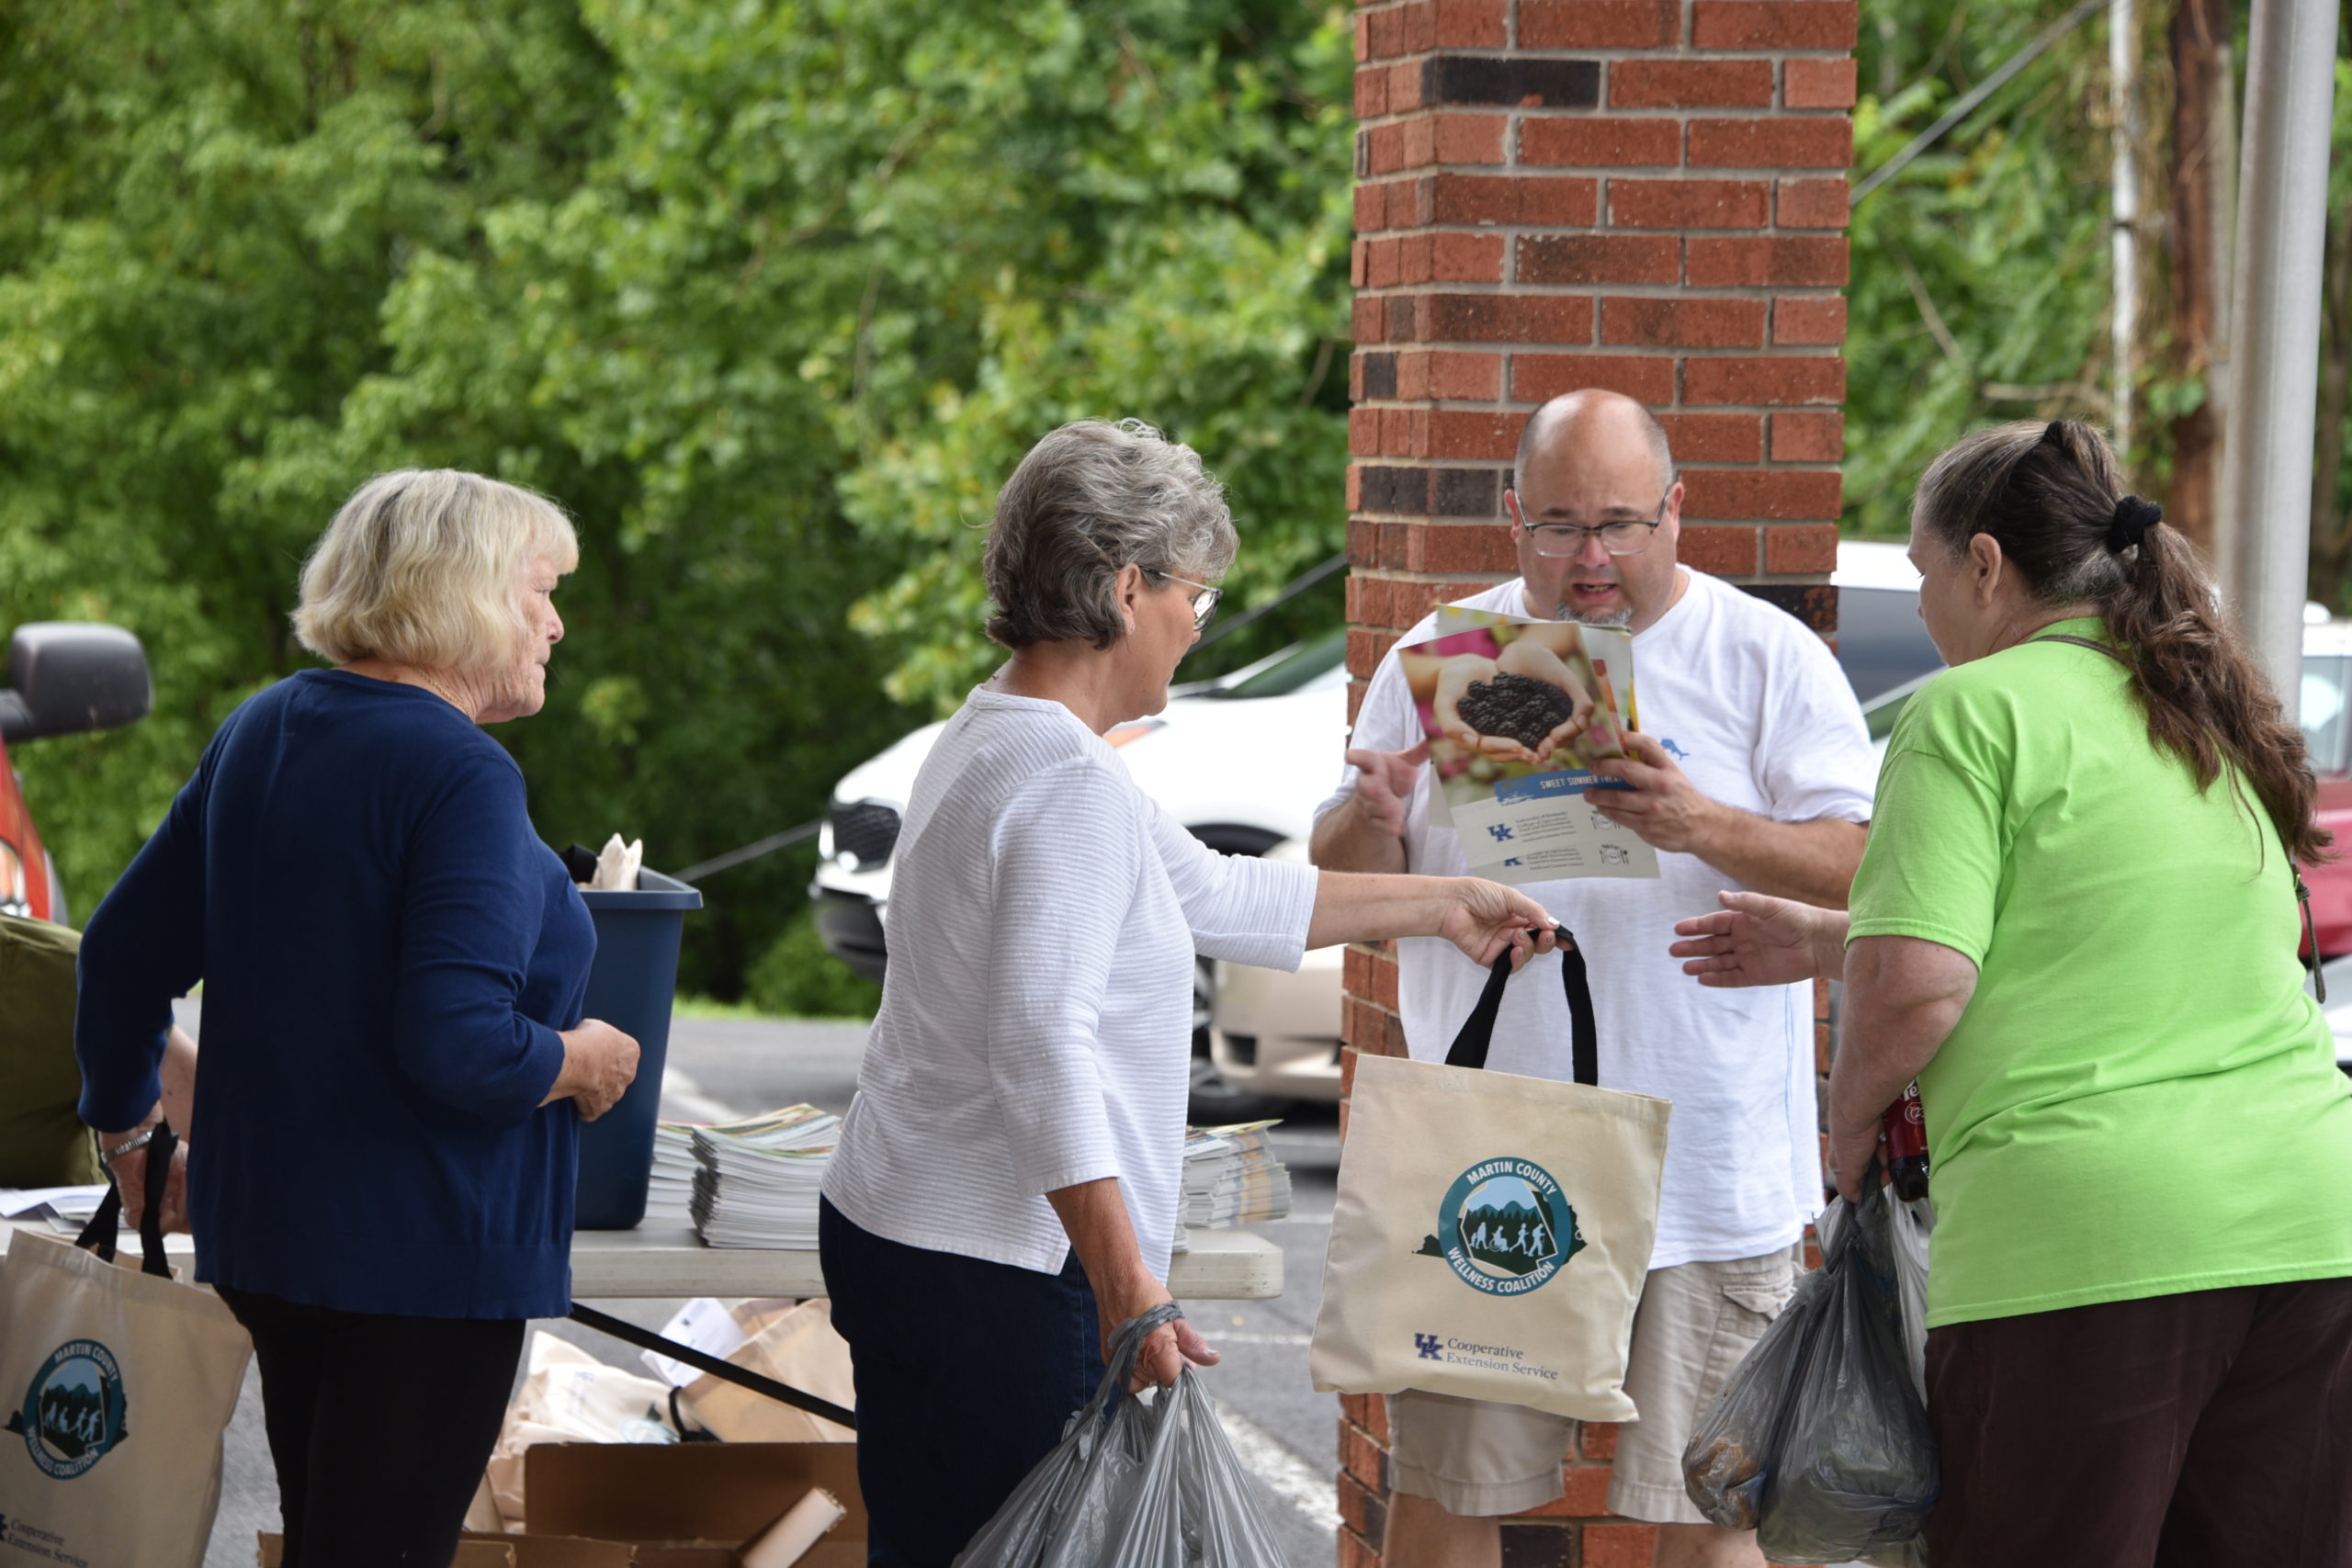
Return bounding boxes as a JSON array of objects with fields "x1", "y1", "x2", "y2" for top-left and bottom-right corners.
[{"x1": 1343, "y1": 739, "x2": 1430, "y2": 839}]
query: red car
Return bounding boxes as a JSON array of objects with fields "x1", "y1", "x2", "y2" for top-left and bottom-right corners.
[{"x1": 0, "y1": 623, "x2": 153, "y2": 922}]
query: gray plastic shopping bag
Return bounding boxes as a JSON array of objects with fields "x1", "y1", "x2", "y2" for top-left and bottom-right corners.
[
  {"x1": 954, "y1": 1304, "x2": 1284, "y2": 1568},
  {"x1": 1682, "y1": 1179, "x2": 1937, "y2": 1563}
]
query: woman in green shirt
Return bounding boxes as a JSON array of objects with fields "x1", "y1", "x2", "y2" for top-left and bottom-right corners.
[{"x1": 1672, "y1": 420, "x2": 2352, "y2": 1566}]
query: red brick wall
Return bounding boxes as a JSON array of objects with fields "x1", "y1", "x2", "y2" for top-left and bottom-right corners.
[{"x1": 1340, "y1": 1, "x2": 1855, "y2": 1561}]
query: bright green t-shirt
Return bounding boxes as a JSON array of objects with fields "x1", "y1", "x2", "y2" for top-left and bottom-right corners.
[{"x1": 1848, "y1": 619, "x2": 2352, "y2": 1328}]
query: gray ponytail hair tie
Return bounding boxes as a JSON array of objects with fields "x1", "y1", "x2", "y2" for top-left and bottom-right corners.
[{"x1": 2109, "y1": 495, "x2": 2162, "y2": 553}]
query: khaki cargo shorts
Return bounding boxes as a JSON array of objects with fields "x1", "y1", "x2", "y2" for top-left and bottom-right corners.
[{"x1": 1388, "y1": 1244, "x2": 1801, "y2": 1520}]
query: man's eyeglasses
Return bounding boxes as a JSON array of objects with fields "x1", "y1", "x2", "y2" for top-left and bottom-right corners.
[
  {"x1": 1517, "y1": 495, "x2": 1669, "y2": 558},
  {"x1": 1150, "y1": 570, "x2": 1224, "y2": 631}
]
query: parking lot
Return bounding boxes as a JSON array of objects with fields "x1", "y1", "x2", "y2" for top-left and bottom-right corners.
[{"x1": 197, "y1": 1010, "x2": 1347, "y2": 1568}]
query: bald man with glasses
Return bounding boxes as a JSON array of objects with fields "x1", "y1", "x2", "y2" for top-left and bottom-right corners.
[{"x1": 1311, "y1": 390, "x2": 1877, "y2": 1568}]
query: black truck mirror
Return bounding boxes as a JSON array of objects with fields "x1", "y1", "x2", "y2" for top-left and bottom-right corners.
[{"x1": 0, "y1": 623, "x2": 153, "y2": 743}]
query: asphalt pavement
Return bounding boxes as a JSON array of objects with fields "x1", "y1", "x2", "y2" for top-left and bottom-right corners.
[{"x1": 196, "y1": 1010, "x2": 1346, "y2": 1568}]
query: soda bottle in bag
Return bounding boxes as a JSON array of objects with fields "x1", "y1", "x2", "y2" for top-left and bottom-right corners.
[{"x1": 1882, "y1": 1082, "x2": 1929, "y2": 1201}]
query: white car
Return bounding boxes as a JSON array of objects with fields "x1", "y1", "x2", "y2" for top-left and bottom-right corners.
[
  {"x1": 810, "y1": 628, "x2": 1353, "y2": 1117},
  {"x1": 813, "y1": 544, "x2": 1938, "y2": 1117}
]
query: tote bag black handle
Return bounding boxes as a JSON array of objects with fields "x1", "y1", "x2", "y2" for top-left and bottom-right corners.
[
  {"x1": 1442, "y1": 927, "x2": 1599, "y2": 1086},
  {"x1": 74, "y1": 1122, "x2": 176, "y2": 1279}
]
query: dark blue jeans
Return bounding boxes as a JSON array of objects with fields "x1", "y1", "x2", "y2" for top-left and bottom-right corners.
[{"x1": 819, "y1": 1196, "x2": 1108, "y2": 1568}]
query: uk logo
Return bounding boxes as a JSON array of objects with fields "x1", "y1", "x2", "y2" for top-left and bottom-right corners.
[
  {"x1": 1487, "y1": 823, "x2": 1515, "y2": 842},
  {"x1": 1414, "y1": 1333, "x2": 1443, "y2": 1360}
]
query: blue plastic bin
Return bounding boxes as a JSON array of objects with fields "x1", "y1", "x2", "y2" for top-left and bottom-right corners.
[{"x1": 573, "y1": 868, "x2": 703, "y2": 1229}]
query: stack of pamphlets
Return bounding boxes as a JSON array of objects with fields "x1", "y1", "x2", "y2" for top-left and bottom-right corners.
[
  {"x1": 1170, "y1": 1122, "x2": 1291, "y2": 1252},
  {"x1": 657, "y1": 1105, "x2": 838, "y2": 1224},
  {"x1": 0, "y1": 1185, "x2": 109, "y2": 1236},
  {"x1": 647, "y1": 1123, "x2": 700, "y2": 1223},
  {"x1": 687, "y1": 1105, "x2": 842, "y2": 1249}
]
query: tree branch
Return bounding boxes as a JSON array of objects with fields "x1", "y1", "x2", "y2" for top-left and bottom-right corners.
[{"x1": 1891, "y1": 243, "x2": 1968, "y2": 371}]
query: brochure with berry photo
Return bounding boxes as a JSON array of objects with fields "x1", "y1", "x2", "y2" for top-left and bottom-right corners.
[{"x1": 1396, "y1": 605, "x2": 1660, "y2": 883}]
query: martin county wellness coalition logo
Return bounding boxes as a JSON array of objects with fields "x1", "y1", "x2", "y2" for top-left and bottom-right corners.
[
  {"x1": 1415, "y1": 1156, "x2": 1586, "y2": 1296},
  {"x1": 7, "y1": 1341, "x2": 128, "y2": 1480}
]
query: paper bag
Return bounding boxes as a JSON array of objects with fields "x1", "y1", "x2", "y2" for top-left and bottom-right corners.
[
  {"x1": 1310, "y1": 936, "x2": 1668, "y2": 1419},
  {"x1": 681, "y1": 1299, "x2": 855, "y2": 1443}
]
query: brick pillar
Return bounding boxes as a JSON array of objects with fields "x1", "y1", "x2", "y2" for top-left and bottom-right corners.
[{"x1": 1339, "y1": 2, "x2": 1856, "y2": 1563}]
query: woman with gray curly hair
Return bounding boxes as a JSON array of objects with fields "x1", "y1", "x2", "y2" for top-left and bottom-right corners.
[{"x1": 820, "y1": 420, "x2": 1562, "y2": 1565}]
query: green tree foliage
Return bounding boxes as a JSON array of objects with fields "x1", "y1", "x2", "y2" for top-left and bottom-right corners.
[
  {"x1": 0, "y1": 0, "x2": 1353, "y2": 998},
  {"x1": 1845, "y1": 0, "x2": 2120, "y2": 537}
]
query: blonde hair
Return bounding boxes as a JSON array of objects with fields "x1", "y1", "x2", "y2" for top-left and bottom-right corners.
[{"x1": 293, "y1": 470, "x2": 580, "y2": 673}]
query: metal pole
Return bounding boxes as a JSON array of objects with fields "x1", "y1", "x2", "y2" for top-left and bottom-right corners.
[
  {"x1": 2109, "y1": 0, "x2": 2139, "y2": 462},
  {"x1": 2207, "y1": 26, "x2": 2239, "y2": 538},
  {"x1": 2220, "y1": 0, "x2": 2341, "y2": 716}
]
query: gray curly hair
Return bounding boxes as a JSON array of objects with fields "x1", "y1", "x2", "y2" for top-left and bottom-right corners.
[{"x1": 984, "y1": 419, "x2": 1238, "y2": 649}]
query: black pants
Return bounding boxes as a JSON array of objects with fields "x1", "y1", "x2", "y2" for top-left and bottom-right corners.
[
  {"x1": 219, "y1": 1285, "x2": 524, "y2": 1568},
  {"x1": 1926, "y1": 1275, "x2": 2352, "y2": 1568},
  {"x1": 819, "y1": 1196, "x2": 1108, "y2": 1568}
]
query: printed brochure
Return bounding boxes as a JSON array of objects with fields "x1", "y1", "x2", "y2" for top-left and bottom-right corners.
[{"x1": 1395, "y1": 606, "x2": 1660, "y2": 882}]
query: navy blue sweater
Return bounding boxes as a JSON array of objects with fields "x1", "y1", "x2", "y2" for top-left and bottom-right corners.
[{"x1": 75, "y1": 670, "x2": 594, "y2": 1318}]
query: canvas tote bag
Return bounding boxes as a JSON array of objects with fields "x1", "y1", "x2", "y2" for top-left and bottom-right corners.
[
  {"x1": 1310, "y1": 932, "x2": 1670, "y2": 1420},
  {"x1": 0, "y1": 1129, "x2": 252, "y2": 1568}
]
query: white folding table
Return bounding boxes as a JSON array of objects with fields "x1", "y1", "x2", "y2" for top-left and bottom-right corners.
[{"x1": 0, "y1": 1219, "x2": 1284, "y2": 1301}]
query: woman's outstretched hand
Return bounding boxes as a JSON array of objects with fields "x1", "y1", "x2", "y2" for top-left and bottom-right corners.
[
  {"x1": 1669, "y1": 890, "x2": 1848, "y2": 987},
  {"x1": 1439, "y1": 879, "x2": 1561, "y2": 969}
]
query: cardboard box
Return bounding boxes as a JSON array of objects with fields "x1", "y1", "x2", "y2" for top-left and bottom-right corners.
[
  {"x1": 526, "y1": 1442, "x2": 865, "y2": 1568},
  {"x1": 260, "y1": 1532, "x2": 634, "y2": 1567},
  {"x1": 260, "y1": 1443, "x2": 860, "y2": 1568}
]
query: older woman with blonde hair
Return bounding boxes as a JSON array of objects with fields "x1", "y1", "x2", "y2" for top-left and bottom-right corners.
[{"x1": 75, "y1": 470, "x2": 639, "y2": 1568}]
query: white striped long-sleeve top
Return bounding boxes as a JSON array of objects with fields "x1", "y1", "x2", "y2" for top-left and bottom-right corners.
[{"x1": 822, "y1": 687, "x2": 1320, "y2": 1279}]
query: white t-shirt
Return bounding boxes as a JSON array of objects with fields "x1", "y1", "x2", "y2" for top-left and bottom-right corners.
[
  {"x1": 1316, "y1": 571, "x2": 1876, "y2": 1267},
  {"x1": 826, "y1": 688, "x2": 1320, "y2": 1279}
]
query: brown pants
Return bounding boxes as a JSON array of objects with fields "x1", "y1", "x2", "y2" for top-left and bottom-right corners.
[{"x1": 1926, "y1": 1275, "x2": 2352, "y2": 1568}]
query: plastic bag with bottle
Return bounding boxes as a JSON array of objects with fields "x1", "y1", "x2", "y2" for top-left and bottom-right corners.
[{"x1": 1682, "y1": 1179, "x2": 1938, "y2": 1563}]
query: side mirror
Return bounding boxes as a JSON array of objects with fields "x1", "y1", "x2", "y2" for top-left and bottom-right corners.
[{"x1": 0, "y1": 623, "x2": 153, "y2": 743}]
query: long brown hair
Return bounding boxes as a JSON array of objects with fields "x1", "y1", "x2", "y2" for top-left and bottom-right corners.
[{"x1": 1914, "y1": 420, "x2": 2331, "y2": 863}]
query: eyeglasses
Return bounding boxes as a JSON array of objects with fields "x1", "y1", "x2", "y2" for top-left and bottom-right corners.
[
  {"x1": 1150, "y1": 570, "x2": 1224, "y2": 631},
  {"x1": 1517, "y1": 495, "x2": 1669, "y2": 558}
]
